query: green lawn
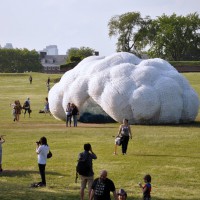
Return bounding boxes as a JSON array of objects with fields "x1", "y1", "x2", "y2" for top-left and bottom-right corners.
[{"x1": 0, "y1": 72, "x2": 199, "y2": 200}]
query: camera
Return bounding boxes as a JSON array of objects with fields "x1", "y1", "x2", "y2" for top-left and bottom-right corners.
[{"x1": 36, "y1": 141, "x2": 41, "y2": 145}]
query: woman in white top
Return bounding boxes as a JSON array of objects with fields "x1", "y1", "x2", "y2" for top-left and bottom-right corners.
[{"x1": 36, "y1": 136, "x2": 49, "y2": 187}]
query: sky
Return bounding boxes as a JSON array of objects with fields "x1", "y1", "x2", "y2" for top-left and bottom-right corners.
[{"x1": 0, "y1": 0, "x2": 199, "y2": 56}]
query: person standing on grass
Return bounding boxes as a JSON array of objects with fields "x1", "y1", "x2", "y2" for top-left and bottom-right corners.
[
  {"x1": 29, "y1": 75, "x2": 32, "y2": 84},
  {"x1": 47, "y1": 77, "x2": 50, "y2": 85},
  {"x1": 90, "y1": 170, "x2": 118, "y2": 200},
  {"x1": 0, "y1": 135, "x2": 5, "y2": 172},
  {"x1": 116, "y1": 119, "x2": 132, "y2": 155},
  {"x1": 36, "y1": 136, "x2": 49, "y2": 187},
  {"x1": 10, "y1": 102, "x2": 16, "y2": 121},
  {"x1": 14, "y1": 100, "x2": 22, "y2": 122},
  {"x1": 66, "y1": 103, "x2": 72, "y2": 127},
  {"x1": 23, "y1": 97, "x2": 31, "y2": 118},
  {"x1": 139, "y1": 174, "x2": 152, "y2": 200},
  {"x1": 78, "y1": 143, "x2": 97, "y2": 200},
  {"x1": 71, "y1": 103, "x2": 79, "y2": 127}
]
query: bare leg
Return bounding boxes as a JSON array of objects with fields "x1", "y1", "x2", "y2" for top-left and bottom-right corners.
[
  {"x1": 114, "y1": 144, "x2": 117, "y2": 155},
  {"x1": 80, "y1": 188, "x2": 84, "y2": 200}
]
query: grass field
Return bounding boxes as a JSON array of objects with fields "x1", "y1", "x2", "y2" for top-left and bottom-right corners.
[{"x1": 0, "y1": 72, "x2": 199, "y2": 200}]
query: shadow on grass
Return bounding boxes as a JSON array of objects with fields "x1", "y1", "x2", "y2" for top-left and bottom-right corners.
[
  {"x1": 133, "y1": 153, "x2": 200, "y2": 159},
  {"x1": 0, "y1": 170, "x2": 63, "y2": 177},
  {"x1": 0, "y1": 182, "x2": 79, "y2": 200},
  {"x1": 170, "y1": 121, "x2": 200, "y2": 128}
]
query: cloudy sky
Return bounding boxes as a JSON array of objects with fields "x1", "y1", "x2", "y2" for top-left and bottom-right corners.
[{"x1": 0, "y1": 0, "x2": 199, "y2": 56}]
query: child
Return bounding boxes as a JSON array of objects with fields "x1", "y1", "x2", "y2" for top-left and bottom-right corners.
[
  {"x1": 139, "y1": 174, "x2": 152, "y2": 200},
  {"x1": 117, "y1": 188, "x2": 127, "y2": 200},
  {"x1": 0, "y1": 135, "x2": 5, "y2": 172},
  {"x1": 10, "y1": 102, "x2": 16, "y2": 121}
]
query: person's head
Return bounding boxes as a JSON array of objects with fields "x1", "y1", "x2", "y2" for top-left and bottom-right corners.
[
  {"x1": 99, "y1": 170, "x2": 107, "y2": 180},
  {"x1": 117, "y1": 189, "x2": 127, "y2": 200},
  {"x1": 123, "y1": 118, "x2": 128, "y2": 125},
  {"x1": 45, "y1": 97, "x2": 48, "y2": 101},
  {"x1": 71, "y1": 103, "x2": 75, "y2": 108},
  {"x1": 84, "y1": 143, "x2": 91, "y2": 151},
  {"x1": 144, "y1": 174, "x2": 151, "y2": 183},
  {"x1": 39, "y1": 136, "x2": 47, "y2": 145}
]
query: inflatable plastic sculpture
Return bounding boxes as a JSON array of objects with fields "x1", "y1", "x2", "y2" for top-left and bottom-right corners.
[{"x1": 48, "y1": 52, "x2": 199, "y2": 124}]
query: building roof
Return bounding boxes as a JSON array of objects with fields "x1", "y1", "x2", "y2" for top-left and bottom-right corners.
[{"x1": 41, "y1": 55, "x2": 67, "y2": 67}]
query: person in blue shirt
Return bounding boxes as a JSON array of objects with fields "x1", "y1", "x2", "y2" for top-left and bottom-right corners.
[{"x1": 139, "y1": 174, "x2": 152, "y2": 200}]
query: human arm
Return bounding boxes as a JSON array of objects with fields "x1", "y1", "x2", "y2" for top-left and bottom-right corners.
[
  {"x1": 36, "y1": 143, "x2": 41, "y2": 154},
  {"x1": 139, "y1": 183, "x2": 148, "y2": 193},
  {"x1": 116, "y1": 125, "x2": 122, "y2": 137},
  {"x1": 90, "y1": 147, "x2": 97, "y2": 159},
  {"x1": 128, "y1": 125, "x2": 132, "y2": 139},
  {"x1": 89, "y1": 189, "x2": 95, "y2": 200},
  {"x1": 0, "y1": 136, "x2": 5, "y2": 144},
  {"x1": 113, "y1": 190, "x2": 118, "y2": 200}
]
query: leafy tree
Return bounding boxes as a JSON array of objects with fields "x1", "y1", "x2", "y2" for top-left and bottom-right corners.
[
  {"x1": 146, "y1": 13, "x2": 200, "y2": 60},
  {"x1": 0, "y1": 48, "x2": 42, "y2": 72},
  {"x1": 66, "y1": 47, "x2": 95, "y2": 64},
  {"x1": 108, "y1": 12, "x2": 151, "y2": 56}
]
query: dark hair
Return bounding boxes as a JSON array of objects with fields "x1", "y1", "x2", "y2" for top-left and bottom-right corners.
[
  {"x1": 39, "y1": 137, "x2": 47, "y2": 145},
  {"x1": 144, "y1": 174, "x2": 151, "y2": 183},
  {"x1": 84, "y1": 143, "x2": 91, "y2": 151}
]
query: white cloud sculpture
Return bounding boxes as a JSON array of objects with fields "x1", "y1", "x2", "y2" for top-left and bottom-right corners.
[{"x1": 49, "y1": 52, "x2": 199, "y2": 124}]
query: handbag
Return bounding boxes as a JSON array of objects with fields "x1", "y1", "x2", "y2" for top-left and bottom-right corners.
[
  {"x1": 47, "y1": 150, "x2": 52, "y2": 159},
  {"x1": 115, "y1": 137, "x2": 122, "y2": 146}
]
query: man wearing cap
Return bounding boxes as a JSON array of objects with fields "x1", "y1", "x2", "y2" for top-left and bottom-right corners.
[
  {"x1": 90, "y1": 170, "x2": 118, "y2": 200},
  {"x1": 117, "y1": 189, "x2": 127, "y2": 200}
]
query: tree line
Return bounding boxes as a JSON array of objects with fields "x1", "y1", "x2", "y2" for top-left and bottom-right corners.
[
  {"x1": 1, "y1": 12, "x2": 199, "y2": 73},
  {"x1": 0, "y1": 48, "x2": 42, "y2": 73},
  {"x1": 108, "y1": 12, "x2": 200, "y2": 61}
]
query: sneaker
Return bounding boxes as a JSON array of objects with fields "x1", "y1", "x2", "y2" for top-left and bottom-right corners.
[{"x1": 37, "y1": 182, "x2": 46, "y2": 187}]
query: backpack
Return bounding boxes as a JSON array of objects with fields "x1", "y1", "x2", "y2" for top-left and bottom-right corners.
[
  {"x1": 76, "y1": 154, "x2": 90, "y2": 176},
  {"x1": 23, "y1": 101, "x2": 29, "y2": 108}
]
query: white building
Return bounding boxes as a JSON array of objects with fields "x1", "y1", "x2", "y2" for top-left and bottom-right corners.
[
  {"x1": 4, "y1": 43, "x2": 13, "y2": 49},
  {"x1": 42, "y1": 45, "x2": 58, "y2": 55}
]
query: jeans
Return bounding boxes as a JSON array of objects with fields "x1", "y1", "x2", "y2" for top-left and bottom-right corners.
[
  {"x1": 38, "y1": 164, "x2": 46, "y2": 185},
  {"x1": 66, "y1": 115, "x2": 72, "y2": 126},
  {"x1": 121, "y1": 136, "x2": 129, "y2": 154},
  {"x1": 72, "y1": 115, "x2": 78, "y2": 127}
]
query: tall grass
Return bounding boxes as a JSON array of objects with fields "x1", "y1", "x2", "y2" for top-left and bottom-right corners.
[{"x1": 0, "y1": 73, "x2": 199, "y2": 200}]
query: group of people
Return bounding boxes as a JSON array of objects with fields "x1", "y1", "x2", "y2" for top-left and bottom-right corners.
[
  {"x1": 10, "y1": 97, "x2": 31, "y2": 122},
  {"x1": 77, "y1": 143, "x2": 152, "y2": 200},
  {"x1": 66, "y1": 102, "x2": 79, "y2": 127}
]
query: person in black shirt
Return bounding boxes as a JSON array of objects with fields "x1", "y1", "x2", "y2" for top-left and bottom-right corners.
[
  {"x1": 71, "y1": 103, "x2": 79, "y2": 127},
  {"x1": 90, "y1": 170, "x2": 118, "y2": 200},
  {"x1": 79, "y1": 143, "x2": 97, "y2": 200}
]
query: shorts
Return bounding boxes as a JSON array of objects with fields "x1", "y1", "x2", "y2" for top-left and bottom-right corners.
[{"x1": 80, "y1": 175, "x2": 94, "y2": 190}]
